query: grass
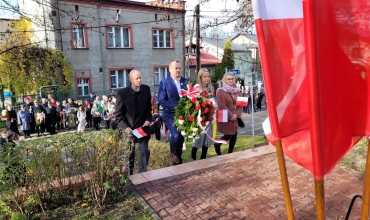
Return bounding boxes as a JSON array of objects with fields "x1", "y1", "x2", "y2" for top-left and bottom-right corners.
[{"x1": 340, "y1": 137, "x2": 368, "y2": 173}]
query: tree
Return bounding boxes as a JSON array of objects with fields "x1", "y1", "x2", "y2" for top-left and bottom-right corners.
[
  {"x1": 212, "y1": 39, "x2": 234, "y2": 82},
  {"x1": 0, "y1": 18, "x2": 73, "y2": 96}
]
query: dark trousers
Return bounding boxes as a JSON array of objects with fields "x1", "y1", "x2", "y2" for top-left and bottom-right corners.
[
  {"x1": 154, "y1": 127, "x2": 161, "y2": 141},
  {"x1": 36, "y1": 124, "x2": 45, "y2": 135},
  {"x1": 163, "y1": 118, "x2": 184, "y2": 165},
  {"x1": 23, "y1": 130, "x2": 30, "y2": 138},
  {"x1": 128, "y1": 138, "x2": 150, "y2": 174},
  {"x1": 220, "y1": 132, "x2": 238, "y2": 153},
  {"x1": 49, "y1": 124, "x2": 56, "y2": 135},
  {"x1": 105, "y1": 119, "x2": 110, "y2": 129},
  {"x1": 93, "y1": 117, "x2": 100, "y2": 130}
]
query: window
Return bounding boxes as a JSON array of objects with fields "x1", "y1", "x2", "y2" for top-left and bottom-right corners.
[
  {"x1": 72, "y1": 24, "x2": 86, "y2": 48},
  {"x1": 107, "y1": 26, "x2": 130, "y2": 48},
  {"x1": 77, "y1": 79, "x2": 89, "y2": 96},
  {"x1": 110, "y1": 69, "x2": 132, "y2": 89},
  {"x1": 154, "y1": 67, "x2": 170, "y2": 85},
  {"x1": 153, "y1": 29, "x2": 172, "y2": 48}
]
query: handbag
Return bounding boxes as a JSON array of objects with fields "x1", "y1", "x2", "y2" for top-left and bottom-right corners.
[
  {"x1": 228, "y1": 93, "x2": 245, "y2": 128},
  {"x1": 237, "y1": 117, "x2": 245, "y2": 128}
]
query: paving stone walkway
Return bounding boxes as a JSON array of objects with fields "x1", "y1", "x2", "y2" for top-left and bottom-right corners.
[{"x1": 130, "y1": 145, "x2": 365, "y2": 219}]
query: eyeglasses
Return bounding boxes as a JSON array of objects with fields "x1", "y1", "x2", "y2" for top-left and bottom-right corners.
[{"x1": 226, "y1": 78, "x2": 234, "y2": 81}]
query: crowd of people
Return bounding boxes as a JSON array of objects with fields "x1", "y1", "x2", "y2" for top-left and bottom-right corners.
[
  {"x1": 1, "y1": 60, "x2": 266, "y2": 176},
  {"x1": 3, "y1": 92, "x2": 118, "y2": 139}
]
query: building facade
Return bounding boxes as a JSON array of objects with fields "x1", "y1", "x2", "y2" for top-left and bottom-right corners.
[{"x1": 20, "y1": 0, "x2": 186, "y2": 98}]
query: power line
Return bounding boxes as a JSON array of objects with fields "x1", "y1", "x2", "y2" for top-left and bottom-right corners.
[{"x1": 0, "y1": 15, "x2": 193, "y2": 34}]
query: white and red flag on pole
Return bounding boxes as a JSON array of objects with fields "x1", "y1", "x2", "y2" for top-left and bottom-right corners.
[
  {"x1": 236, "y1": 97, "x2": 248, "y2": 106},
  {"x1": 216, "y1": 109, "x2": 228, "y2": 122},
  {"x1": 132, "y1": 127, "x2": 147, "y2": 139},
  {"x1": 253, "y1": 0, "x2": 370, "y2": 180}
]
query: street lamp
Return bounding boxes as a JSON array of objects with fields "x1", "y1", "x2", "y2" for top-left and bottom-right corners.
[{"x1": 248, "y1": 73, "x2": 255, "y2": 142}]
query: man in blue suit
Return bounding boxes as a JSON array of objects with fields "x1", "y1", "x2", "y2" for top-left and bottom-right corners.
[{"x1": 158, "y1": 60, "x2": 187, "y2": 165}]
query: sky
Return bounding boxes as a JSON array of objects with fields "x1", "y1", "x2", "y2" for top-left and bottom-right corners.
[
  {"x1": 0, "y1": 0, "x2": 240, "y2": 34},
  {"x1": 184, "y1": 0, "x2": 240, "y2": 34}
]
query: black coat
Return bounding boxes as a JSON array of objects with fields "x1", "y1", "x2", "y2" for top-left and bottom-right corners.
[
  {"x1": 114, "y1": 84, "x2": 152, "y2": 140},
  {"x1": 44, "y1": 106, "x2": 58, "y2": 125},
  {"x1": 5, "y1": 110, "x2": 18, "y2": 128}
]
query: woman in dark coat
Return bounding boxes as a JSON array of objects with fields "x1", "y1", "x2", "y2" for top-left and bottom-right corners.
[
  {"x1": 5, "y1": 105, "x2": 20, "y2": 135},
  {"x1": 17, "y1": 105, "x2": 32, "y2": 138},
  {"x1": 44, "y1": 101, "x2": 58, "y2": 135},
  {"x1": 214, "y1": 72, "x2": 243, "y2": 155}
]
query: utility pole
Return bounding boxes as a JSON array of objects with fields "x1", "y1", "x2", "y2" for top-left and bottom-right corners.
[
  {"x1": 187, "y1": 6, "x2": 196, "y2": 78},
  {"x1": 196, "y1": 4, "x2": 201, "y2": 74}
]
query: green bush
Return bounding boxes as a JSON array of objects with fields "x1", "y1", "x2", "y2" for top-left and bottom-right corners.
[{"x1": 0, "y1": 129, "x2": 131, "y2": 219}]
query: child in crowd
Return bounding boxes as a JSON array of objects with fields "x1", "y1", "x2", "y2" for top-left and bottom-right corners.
[
  {"x1": 102, "y1": 104, "x2": 110, "y2": 129},
  {"x1": 77, "y1": 106, "x2": 86, "y2": 132},
  {"x1": 91, "y1": 103, "x2": 101, "y2": 130}
]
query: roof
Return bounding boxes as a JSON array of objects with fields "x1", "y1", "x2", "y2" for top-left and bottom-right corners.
[
  {"x1": 231, "y1": 33, "x2": 258, "y2": 44},
  {"x1": 201, "y1": 37, "x2": 247, "y2": 52},
  {"x1": 185, "y1": 49, "x2": 221, "y2": 66}
]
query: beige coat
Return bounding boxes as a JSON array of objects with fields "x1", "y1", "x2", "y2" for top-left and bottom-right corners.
[{"x1": 216, "y1": 89, "x2": 243, "y2": 135}]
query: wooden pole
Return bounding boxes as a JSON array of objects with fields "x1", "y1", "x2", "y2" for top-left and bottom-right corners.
[
  {"x1": 314, "y1": 179, "x2": 326, "y2": 219},
  {"x1": 212, "y1": 122, "x2": 217, "y2": 139},
  {"x1": 360, "y1": 139, "x2": 370, "y2": 219},
  {"x1": 275, "y1": 139, "x2": 294, "y2": 219}
]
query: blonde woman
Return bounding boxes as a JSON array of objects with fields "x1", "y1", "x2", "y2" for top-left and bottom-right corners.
[
  {"x1": 191, "y1": 68, "x2": 215, "y2": 160},
  {"x1": 214, "y1": 72, "x2": 243, "y2": 155}
]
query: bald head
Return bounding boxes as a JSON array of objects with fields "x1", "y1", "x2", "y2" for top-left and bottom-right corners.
[{"x1": 129, "y1": 69, "x2": 142, "y2": 90}]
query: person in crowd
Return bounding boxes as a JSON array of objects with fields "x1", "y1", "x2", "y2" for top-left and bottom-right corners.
[
  {"x1": 45, "y1": 101, "x2": 58, "y2": 135},
  {"x1": 191, "y1": 68, "x2": 215, "y2": 160},
  {"x1": 33, "y1": 100, "x2": 45, "y2": 137},
  {"x1": 55, "y1": 100, "x2": 66, "y2": 131},
  {"x1": 47, "y1": 94, "x2": 53, "y2": 101},
  {"x1": 154, "y1": 93, "x2": 159, "y2": 111},
  {"x1": 50, "y1": 97, "x2": 57, "y2": 107},
  {"x1": 158, "y1": 60, "x2": 187, "y2": 165},
  {"x1": 88, "y1": 92, "x2": 96, "y2": 107},
  {"x1": 150, "y1": 92, "x2": 156, "y2": 115},
  {"x1": 5, "y1": 105, "x2": 19, "y2": 135},
  {"x1": 114, "y1": 69, "x2": 152, "y2": 175},
  {"x1": 91, "y1": 102, "x2": 101, "y2": 130},
  {"x1": 24, "y1": 97, "x2": 36, "y2": 133},
  {"x1": 256, "y1": 87, "x2": 265, "y2": 111},
  {"x1": 41, "y1": 98, "x2": 48, "y2": 108},
  {"x1": 102, "y1": 104, "x2": 111, "y2": 129},
  {"x1": 77, "y1": 106, "x2": 86, "y2": 132},
  {"x1": 85, "y1": 101, "x2": 92, "y2": 128},
  {"x1": 76, "y1": 100, "x2": 83, "y2": 108},
  {"x1": 17, "y1": 104, "x2": 32, "y2": 138},
  {"x1": 66, "y1": 98, "x2": 78, "y2": 129},
  {"x1": 95, "y1": 96, "x2": 101, "y2": 105},
  {"x1": 214, "y1": 72, "x2": 243, "y2": 155}
]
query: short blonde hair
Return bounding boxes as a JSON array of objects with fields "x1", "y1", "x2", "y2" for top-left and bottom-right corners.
[{"x1": 222, "y1": 72, "x2": 236, "y2": 84}]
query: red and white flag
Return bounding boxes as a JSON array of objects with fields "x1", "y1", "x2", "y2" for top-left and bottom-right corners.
[
  {"x1": 253, "y1": 0, "x2": 370, "y2": 179},
  {"x1": 132, "y1": 127, "x2": 147, "y2": 139},
  {"x1": 236, "y1": 97, "x2": 248, "y2": 106},
  {"x1": 216, "y1": 109, "x2": 228, "y2": 122}
]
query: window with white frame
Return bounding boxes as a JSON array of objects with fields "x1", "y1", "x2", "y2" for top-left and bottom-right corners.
[
  {"x1": 107, "y1": 26, "x2": 130, "y2": 48},
  {"x1": 154, "y1": 67, "x2": 170, "y2": 85},
  {"x1": 77, "y1": 79, "x2": 89, "y2": 96},
  {"x1": 153, "y1": 29, "x2": 171, "y2": 48},
  {"x1": 110, "y1": 69, "x2": 131, "y2": 89},
  {"x1": 72, "y1": 24, "x2": 86, "y2": 48}
]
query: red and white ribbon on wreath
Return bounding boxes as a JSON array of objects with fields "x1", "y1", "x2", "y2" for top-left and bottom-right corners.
[{"x1": 178, "y1": 83, "x2": 202, "y2": 99}]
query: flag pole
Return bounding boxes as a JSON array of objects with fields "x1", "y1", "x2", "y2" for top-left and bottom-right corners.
[
  {"x1": 303, "y1": 0, "x2": 326, "y2": 219},
  {"x1": 254, "y1": 18, "x2": 294, "y2": 220},
  {"x1": 360, "y1": 139, "x2": 370, "y2": 219}
]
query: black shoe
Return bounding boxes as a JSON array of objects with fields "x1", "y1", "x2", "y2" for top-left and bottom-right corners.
[
  {"x1": 200, "y1": 146, "x2": 208, "y2": 159},
  {"x1": 191, "y1": 147, "x2": 197, "y2": 160},
  {"x1": 214, "y1": 143, "x2": 222, "y2": 155},
  {"x1": 38, "y1": 134, "x2": 41, "y2": 137}
]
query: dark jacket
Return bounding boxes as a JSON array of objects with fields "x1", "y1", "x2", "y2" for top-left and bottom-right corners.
[
  {"x1": 44, "y1": 106, "x2": 58, "y2": 125},
  {"x1": 114, "y1": 84, "x2": 152, "y2": 140},
  {"x1": 158, "y1": 76, "x2": 187, "y2": 121},
  {"x1": 5, "y1": 110, "x2": 17, "y2": 128}
]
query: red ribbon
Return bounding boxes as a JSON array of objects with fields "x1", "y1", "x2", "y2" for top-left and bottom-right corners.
[{"x1": 178, "y1": 83, "x2": 202, "y2": 99}]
